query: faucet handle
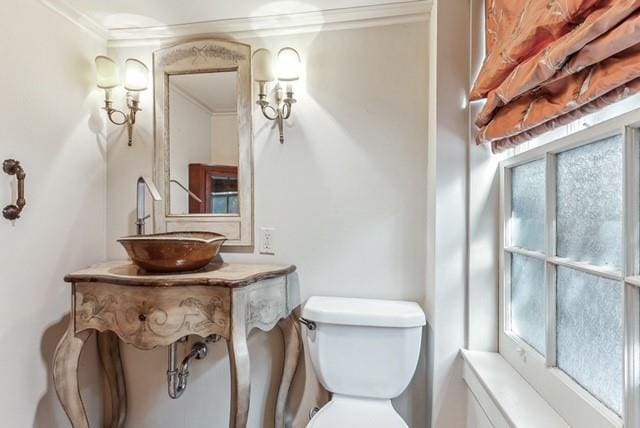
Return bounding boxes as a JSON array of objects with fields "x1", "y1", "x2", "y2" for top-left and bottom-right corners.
[{"x1": 135, "y1": 214, "x2": 151, "y2": 227}]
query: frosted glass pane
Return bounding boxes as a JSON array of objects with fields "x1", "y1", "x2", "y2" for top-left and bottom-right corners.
[
  {"x1": 557, "y1": 266, "x2": 623, "y2": 414},
  {"x1": 556, "y1": 135, "x2": 623, "y2": 270},
  {"x1": 510, "y1": 254, "x2": 545, "y2": 354},
  {"x1": 511, "y1": 159, "x2": 545, "y2": 252}
]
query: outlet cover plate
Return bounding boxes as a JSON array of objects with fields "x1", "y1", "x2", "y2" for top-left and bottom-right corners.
[{"x1": 260, "y1": 227, "x2": 275, "y2": 255}]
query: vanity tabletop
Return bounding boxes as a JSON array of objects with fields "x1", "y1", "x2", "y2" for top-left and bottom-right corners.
[{"x1": 64, "y1": 259, "x2": 296, "y2": 288}]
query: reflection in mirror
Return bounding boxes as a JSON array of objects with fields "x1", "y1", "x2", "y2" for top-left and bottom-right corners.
[{"x1": 168, "y1": 71, "x2": 239, "y2": 215}]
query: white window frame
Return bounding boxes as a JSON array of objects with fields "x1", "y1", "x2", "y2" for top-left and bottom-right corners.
[{"x1": 499, "y1": 109, "x2": 640, "y2": 428}]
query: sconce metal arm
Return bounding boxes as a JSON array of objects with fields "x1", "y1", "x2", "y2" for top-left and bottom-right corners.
[
  {"x1": 102, "y1": 90, "x2": 141, "y2": 146},
  {"x1": 258, "y1": 102, "x2": 279, "y2": 121},
  {"x1": 282, "y1": 98, "x2": 295, "y2": 120},
  {"x1": 256, "y1": 95, "x2": 296, "y2": 144},
  {"x1": 103, "y1": 106, "x2": 127, "y2": 126}
]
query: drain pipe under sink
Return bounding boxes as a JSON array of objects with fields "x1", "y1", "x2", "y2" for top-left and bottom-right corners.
[{"x1": 167, "y1": 335, "x2": 219, "y2": 399}]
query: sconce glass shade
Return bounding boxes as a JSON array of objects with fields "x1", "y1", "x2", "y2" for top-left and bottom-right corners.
[
  {"x1": 95, "y1": 56, "x2": 119, "y2": 89},
  {"x1": 252, "y1": 48, "x2": 275, "y2": 83},
  {"x1": 124, "y1": 58, "x2": 149, "y2": 91},
  {"x1": 276, "y1": 47, "x2": 301, "y2": 82}
]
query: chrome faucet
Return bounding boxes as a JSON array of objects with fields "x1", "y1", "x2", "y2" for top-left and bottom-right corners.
[{"x1": 136, "y1": 176, "x2": 162, "y2": 235}]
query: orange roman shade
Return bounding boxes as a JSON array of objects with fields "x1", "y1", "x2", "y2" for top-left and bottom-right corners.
[{"x1": 472, "y1": 0, "x2": 640, "y2": 152}]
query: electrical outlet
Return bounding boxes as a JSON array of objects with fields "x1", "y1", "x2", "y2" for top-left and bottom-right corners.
[{"x1": 260, "y1": 227, "x2": 275, "y2": 254}]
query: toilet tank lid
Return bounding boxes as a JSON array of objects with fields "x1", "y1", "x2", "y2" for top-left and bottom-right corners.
[{"x1": 302, "y1": 296, "x2": 426, "y2": 328}]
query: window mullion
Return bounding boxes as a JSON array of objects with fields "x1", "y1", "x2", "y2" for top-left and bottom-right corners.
[
  {"x1": 624, "y1": 126, "x2": 640, "y2": 428},
  {"x1": 546, "y1": 256, "x2": 623, "y2": 281},
  {"x1": 624, "y1": 285, "x2": 640, "y2": 428},
  {"x1": 504, "y1": 246, "x2": 546, "y2": 261},
  {"x1": 502, "y1": 167, "x2": 513, "y2": 336},
  {"x1": 546, "y1": 152, "x2": 557, "y2": 367},
  {"x1": 624, "y1": 126, "x2": 639, "y2": 277}
]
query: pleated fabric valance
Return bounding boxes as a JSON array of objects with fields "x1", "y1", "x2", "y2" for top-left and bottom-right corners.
[{"x1": 472, "y1": 0, "x2": 640, "y2": 153}]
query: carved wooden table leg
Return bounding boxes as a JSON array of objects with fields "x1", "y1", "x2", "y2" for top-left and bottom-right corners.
[
  {"x1": 275, "y1": 315, "x2": 301, "y2": 428},
  {"x1": 227, "y1": 317, "x2": 251, "y2": 428},
  {"x1": 97, "y1": 331, "x2": 127, "y2": 428},
  {"x1": 53, "y1": 321, "x2": 92, "y2": 428}
]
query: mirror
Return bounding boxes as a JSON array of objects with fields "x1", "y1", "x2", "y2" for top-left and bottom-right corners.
[
  {"x1": 153, "y1": 39, "x2": 253, "y2": 247},
  {"x1": 168, "y1": 72, "x2": 239, "y2": 215}
]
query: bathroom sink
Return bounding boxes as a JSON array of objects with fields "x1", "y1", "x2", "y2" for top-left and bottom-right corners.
[{"x1": 118, "y1": 231, "x2": 227, "y2": 273}]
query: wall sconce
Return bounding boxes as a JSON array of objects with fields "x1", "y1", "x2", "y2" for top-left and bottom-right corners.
[
  {"x1": 95, "y1": 56, "x2": 149, "y2": 146},
  {"x1": 252, "y1": 47, "x2": 301, "y2": 144}
]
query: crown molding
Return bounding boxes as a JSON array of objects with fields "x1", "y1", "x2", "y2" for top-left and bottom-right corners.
[
  {"x1": 40, "y1": 1, "x2": 432, "y2": 48},
  {"x1": 40, "y1": 0, "x2": 109, "y2": 40}
]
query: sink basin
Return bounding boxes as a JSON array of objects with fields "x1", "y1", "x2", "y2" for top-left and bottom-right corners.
[{"x1": 118, "y1": 232, "x2": 227, "y2": 273}]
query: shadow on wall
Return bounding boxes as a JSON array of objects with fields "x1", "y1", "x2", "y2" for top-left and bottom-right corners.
[
  {"x1": 33, "y1": 314, "x2": 103, "y2": 428},
  {"x1": 87, "y1": 90, "x2": 107, "y2": 163}
]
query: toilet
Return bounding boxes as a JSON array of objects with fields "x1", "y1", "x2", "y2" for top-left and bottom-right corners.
[{"x1": 301, "y1": 296, "x2": 426, "y2": 428}]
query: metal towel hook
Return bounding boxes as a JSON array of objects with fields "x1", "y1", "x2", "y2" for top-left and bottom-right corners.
[{"x1": 3, "y1": 159, "x2": 26, "y2": 220}]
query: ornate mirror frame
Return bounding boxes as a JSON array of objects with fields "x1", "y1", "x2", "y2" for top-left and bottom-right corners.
[{"x1": 153, "y1": 39, "x2": 253, "y2": 248}]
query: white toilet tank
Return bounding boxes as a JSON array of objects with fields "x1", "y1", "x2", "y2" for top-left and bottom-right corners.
[{"x1": 302, "y1": 296, "x2": 426, "y2": 399}]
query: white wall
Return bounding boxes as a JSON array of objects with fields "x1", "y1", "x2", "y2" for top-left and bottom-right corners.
[
  {"x1": 467, "y1": 0, "x2": 501, "y2": 355},
  {"x1": 211, "y1": 113, "x2": 240, "y2": 166},
  {"x1": 0, "y1": 1, "x2": 107, "y2": 426},
  {"x1": 169, "y1": 88, "x2": 212, "y2": 214},
  {"x1": 426, "y1": 0, "x2": 471, "y2": 426},
  {"x1": 105, "y1": 22, "x2": 430, "y2": 428}
]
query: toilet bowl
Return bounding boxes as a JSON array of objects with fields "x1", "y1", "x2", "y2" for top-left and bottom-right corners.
[{"x1": 302, "y1": 296, "x2": 426, "y2": 428}]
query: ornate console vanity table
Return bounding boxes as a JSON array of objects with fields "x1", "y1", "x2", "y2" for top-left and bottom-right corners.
[{"x1": 53, "y1": 260, "x2": 301, "y2": 428}]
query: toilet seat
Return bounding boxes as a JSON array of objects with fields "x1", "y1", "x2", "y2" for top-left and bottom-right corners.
[{"x1": 307, "y1": 394, "x2": 408, "y2": 428}]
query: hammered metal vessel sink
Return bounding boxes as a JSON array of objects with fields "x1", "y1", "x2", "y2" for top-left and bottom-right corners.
[{"x1": 118, "y1": 231, "x2": 227, "y2": 273}]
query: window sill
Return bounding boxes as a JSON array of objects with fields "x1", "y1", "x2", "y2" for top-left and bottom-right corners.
[{"x1": 461, "y1": 350, "x2": 568, "y2": 428}]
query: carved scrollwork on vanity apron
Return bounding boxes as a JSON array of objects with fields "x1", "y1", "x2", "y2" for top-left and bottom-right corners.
[
  {"x1": 75, "y1": 283, "x2": 231, "y2": 349},
  {"x1": 245, "y1": 277, "x2": 288, "y2": 332},
  {"x1": 179, "y1": 296, "x2": 227, "y2": 330}
]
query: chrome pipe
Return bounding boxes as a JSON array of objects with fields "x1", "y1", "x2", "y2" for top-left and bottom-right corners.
[
  {"x1": 167, "y1": 342, "x2": 183, "y2": 399},
  {"x1": 167, "y1": 340, "x2": 208, "y2": 399}
]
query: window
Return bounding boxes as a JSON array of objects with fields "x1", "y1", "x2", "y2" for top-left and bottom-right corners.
[
  {"x1": 500, "y1": 113, "x2": 640, "y2": 428},
  {"x1": 210, "y1": 175, "x2": 239, "y2": 214}
]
